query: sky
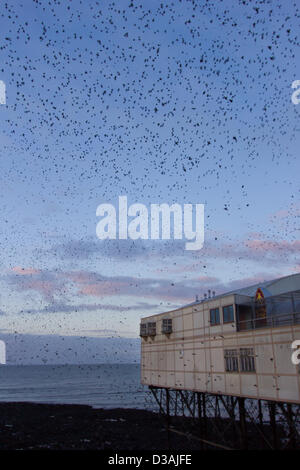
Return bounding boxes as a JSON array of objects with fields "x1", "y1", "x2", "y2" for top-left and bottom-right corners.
[{"x1": 0, "y1": 0, "x2": 299, "y2": 363}]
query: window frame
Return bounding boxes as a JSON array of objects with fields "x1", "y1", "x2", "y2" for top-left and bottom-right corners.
[
  {"x1": 239, "y1": 347, "x2": 256, "y2": 373},
  {"x1": 209, "y1": 307, "x2": 220, "y2": 326},
  {"x1": 147, "y1": 321, "x2": 156, "y2": 336},
  {"x1": 222, "y1": 304, "x2": 235, "y2": 323},
  {"x1": 224, "y1": 348, "x2": 256, "y2": 373},
  {"x1": 140, "y1": 323, "x2": 148, "y2": 337},
  {"x1": 224, "y1": 349, "x2": 239, "y2": 372},
  {"x1": 162, "y1": 318, "x2": 172, "y2": 334}
]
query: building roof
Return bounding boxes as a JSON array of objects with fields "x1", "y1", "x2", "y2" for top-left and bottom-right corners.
[
  {"x1": 141, "y1": 273, "x2": 300, "y2": 321},
  {"x1": 182, "y1": 272, "x2": 300, "y2": 308}
]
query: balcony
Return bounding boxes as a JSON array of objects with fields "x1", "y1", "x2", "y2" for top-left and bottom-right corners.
[{"x1": 237, "y1": 311, "x2": 300, "y2": 331}]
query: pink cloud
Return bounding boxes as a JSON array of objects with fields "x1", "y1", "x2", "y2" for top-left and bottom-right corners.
[
  {"x1": 269, "y1": 203, "x2": 300, "y2": 221},
  {"x1": 79, "y1": 281, "x2": 128, "y2": 296},
  {"x1": 162, "y1": 263, "x2": 202, "y2": 274},
  {"x1": 245, "y1": 239, "x2": 300, "y2": 254},
  {"x1": 11, "y1": 266, "x2": 40, "y2": 276},
  {"x1": 194, "y1": 275, "x2": 219, "y2": 282},
  {"x1": 64, "y1": 271, "x2": 97, "y2": 284},
  {"x1": 24, "y1": 280, "x2": 56, "y2": 298}
]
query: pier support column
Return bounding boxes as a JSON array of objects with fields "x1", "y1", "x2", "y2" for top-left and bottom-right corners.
[
  {"x1": 268, "y1": 401, "x2": 278, "y2": 450},
  {"x1": 238, "y1": 397, "x2": 248, "y2": 449}
]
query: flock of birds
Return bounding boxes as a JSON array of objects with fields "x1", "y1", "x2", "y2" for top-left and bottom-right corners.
[{"x1": 0, "y1": 0, "x2": 299, "y2": 364}]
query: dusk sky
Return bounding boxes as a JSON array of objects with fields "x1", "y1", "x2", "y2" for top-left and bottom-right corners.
[{"x1": 0, "y1": 0, "x2": 299, "y2": 358}]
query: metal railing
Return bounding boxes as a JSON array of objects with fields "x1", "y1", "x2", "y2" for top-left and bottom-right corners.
[{"x1": 237, "y1": 311, "x2": 300, "y2": 331}]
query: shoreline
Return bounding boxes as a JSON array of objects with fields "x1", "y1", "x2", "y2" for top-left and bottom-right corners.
[
  {"x1": 0, "y1": 401, "x2": 200, "y2": 450},
  {"x1": 0, "y1": 401, "x2": 285, "y2": 450}
]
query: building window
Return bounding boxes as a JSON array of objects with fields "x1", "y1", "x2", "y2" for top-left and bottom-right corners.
[
  {"x1": 223, "y1": 305, "x2": 234, "y2": 323},
  {"x1": 210, "y1": 308, "x2": 220, "y2": 325},
  {"x1": 147, "y1": 322, "x2": 156, "y2": 336},
  {"x1": 224, "y1": 349, "x2": 239, "y2": 372},
  {"x1": 224, "y1": 348, "x2": 256, "y2": 373},
  {"x1": 240, "y1": 348, "x2": 255, "y2": 372},
  {"x1": 162, "y1": 318, "x2": 172, "y2": 334},
  {"x1": 140, "y1": 323, "x2": 148, "y2": 337}
]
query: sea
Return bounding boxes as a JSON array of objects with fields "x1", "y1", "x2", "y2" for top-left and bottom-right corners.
[{"x1": 0, "y1": 364, "x2": 156, "y2": 410}]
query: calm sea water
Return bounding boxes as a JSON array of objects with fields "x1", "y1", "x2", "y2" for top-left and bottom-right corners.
[{"x1": 0, "y1": 364, "x2": 155, "y2": 409}]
